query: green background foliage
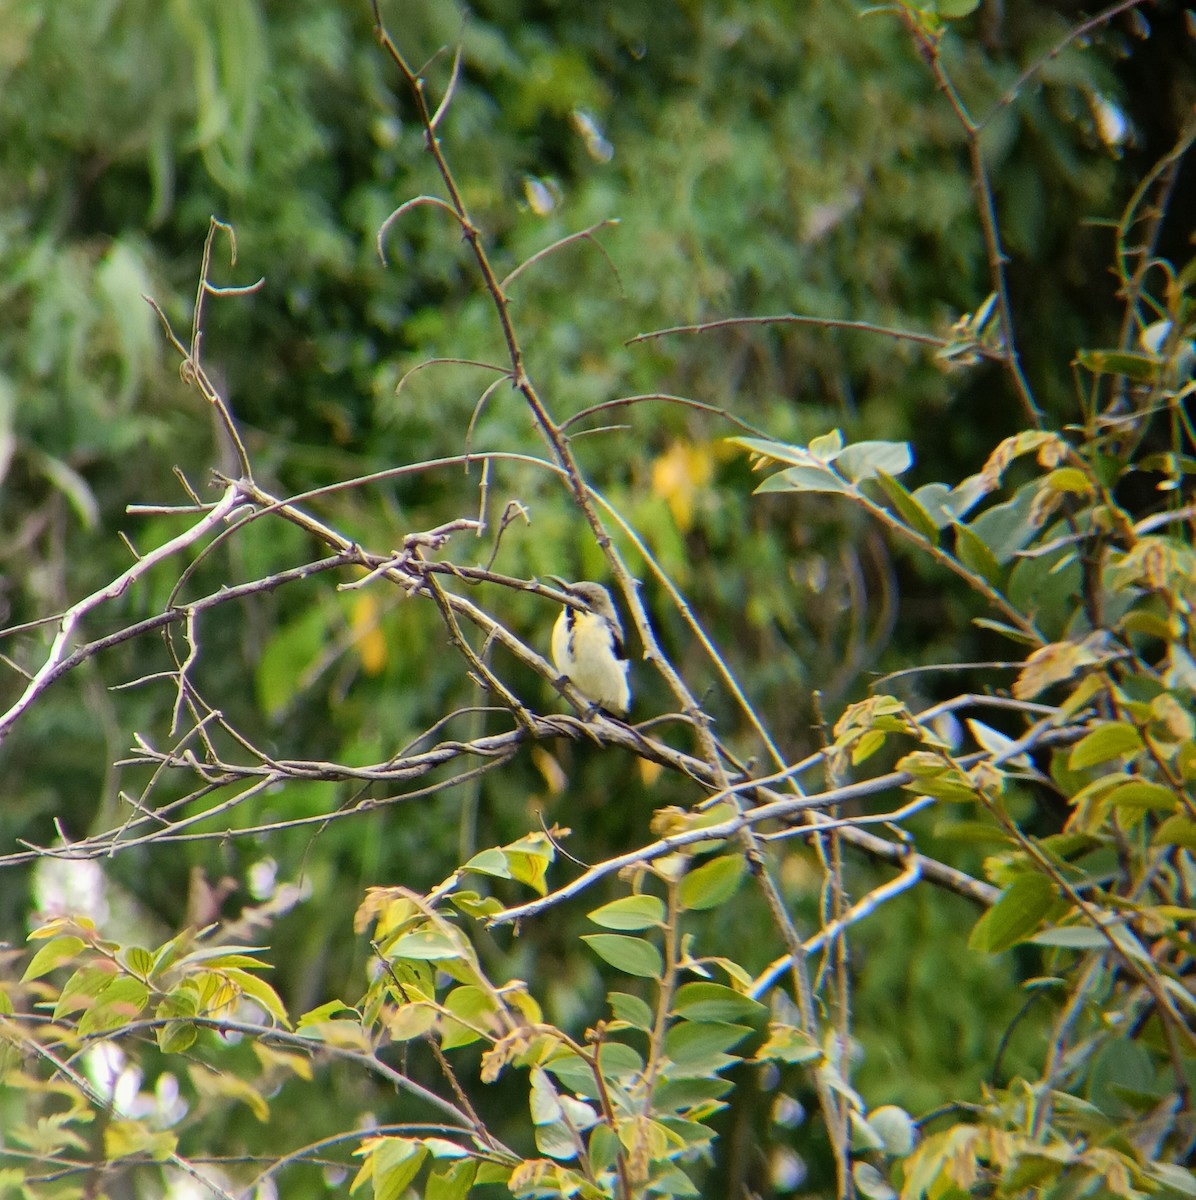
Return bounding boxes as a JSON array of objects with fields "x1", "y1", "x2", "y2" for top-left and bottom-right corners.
[{"x1": 1, "y1": 0, "x2": 1194, "y2": 1196}]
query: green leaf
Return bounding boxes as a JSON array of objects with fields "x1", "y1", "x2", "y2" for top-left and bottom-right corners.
[
  {"x1": 297, "y1": 999, "x2": 357, "y2": 1029},
  {"x1": 174, "y1": 943, "x2": 270, "y2": 968},
  {"x1": 969, "y1": 873, "x2": 1056, "y2": 952},
  {"x1": 1153, "y1": 815, "x2": 1196, "y2": 850},
  {"x1": 852, "y1": 1113, "x2": 885, "y2": 1152},
  {"x1": 671, "y1": 982, "x2": 767, "y2": 1024},
  {"x1": 973, "y1": 617, "x2": 1041, "y2": 646},
  {"x1": 104, "y1": 1119, "x2": 177, "y2": 1163},
  {"x1": 835, "y1": 439, "x2": 912, "y2": 482},
  {"x1": 596, "y1": 1040, "x2": 645, "y2": 1080},
  {"x1": 910, "y1": 483, "x2": 955, "y2": 529},
  {"x1": 371, "y1": 1138, "x2": 427, "y2": 1200},
  {"x1": 955, "y1": 522, "x2": 1004, "y2": 588},
  {"x1": 898, "y1": 752, "x2": 978, "y2": 803},
  {"x1": 652, "y1": 1075, "x2": 735, "y2": 1115},
  {"x1": 875, "y1": 471, "x2": 941, "y2": 542},
  {"x1": 657, "y1": 1115, "x2": 716, "y2": 1150},
  {"x1": 755, "y1": 463, "x2": 850, "y2": 495},
  {"x1": 1040, "y1": 467, "x2": 1092, "y2": 496},
  {"x1": 808, "y1": 429, "x2": 845, "y2": 460},
  {"x1": 156, "y1": 986, "x2": 200, "y2": 1020},
  {"x1": 1068, "y1": 722, "x2": 1144, "y2": 770},
  {"x1": 1076, "y1": 348, "x2": 1159, "y2": 380},
  {"x1": 1104, "y1": 780, "x2": 1176, "y2": 814},
  {"x1": 588, "y1": 1124, "x2": 621, "y2": 1175},
  {"x1": 122, "y1": 946, "x2": 154, "y2": 979},
  {"x1": 608, "y1": 991, "x2": 654, "y2": 1031},
  {"x1": 678, "y1": 855, "x2": 746, "y2": 911},
  {"x1": 649, "y1": 1167, "x2": 701, "y2": 1197},
  {"x1": 386, "y1": 930, "x2": 463, "y2": 962},
  {"x1": 587, "y1": 894, "x2": 665, "y2": 930},
  {"x1": 423, "y1": 1139, "x2": 469, "y2": 1159},
  {"x1": 23, "y1": 936, "x2": 85, "y2": 981},
  {"x1": 78, "y1": 977, "x2": 150, "y2": 1036},
  {"x1": 462, "y1": 848, "x2": 511, "y2": 879},
  {"x1": 1087, "y1": 1038, "x2": 1155, "y2": 1117},
  {"x1": 446, "y1": 891, "x2": 503, "y2": 919},
  {"x1": 968, "y1": 487, "x2": 1038, "y2": 564},
  {"x1": 540, "y1": 1047, "x2": 594, "y2": 1094},
  {"x1": 1027, "y1": 926, "x2": 1107, "y2": 950},
  {"x1": 387, "y1": 1003, "x2": 438, "y2": 1041},
  {"x1": 157, "y1": 1020, "x2": 198, "y2": 1054},
  {"x1": 53, "y1": 964, "x2": 118, "y2": 1020},
  {"x1": 440, "y1": 986, "x2": 492, "y2": 1050},
  {"x1": 222, "y1": 968, "x2": 291, "y2": 1028},
  {"x1": 581, "y1": 934, "x2": 663, "y2": 979},
  {"x1": 425, "y1": 1161, "x2": 477, "y2": 1200},
  {"x1": 728, "y1": 433, "x2": 837, "y2": 467},
  {"x1": 149, "y1": 929, "x2": 194, "y2": 977},
  {"x1": 664, "y1": 1020, "x2": 752, "y2": 1069},
  {"x1": 535, "y1": 1118, "x2": 581, "y2": 1161}
]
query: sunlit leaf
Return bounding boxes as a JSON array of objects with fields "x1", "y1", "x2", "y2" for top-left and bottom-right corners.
[
  {"x1": 755, "y1": 463, "x2": 850, "y2": 495},
  {"x1": 835, "y1": 439, "x2": 912, "y2": 482},
  {"x1": 371, "y1": 1137, "x2": 428, "y2": 1200},
  {"x1": 678, "y1": 855, "x2": 746, "y2": 911},
  {"x1": 587, "y1": 894, "x2": 665, "y2": 930},
  {"x1": 22, "y1": 936, "x2": 85, "y2": 982},
  {"x1": 104, "y1": 1119, "x2": 177, "y2": 1163},
  {"x1": 77, "y1": 977, "x2": 150, "y2": 1037},
  {"x1": 440, "y1": 985, "x2": 493, "y2": 1050},
  {"x1": 425, "y1": 1161, "x2": 477, "y2": 1200},
  {"x1": 1069, "y1": 723, "x2": 1144, "y2": 770}
]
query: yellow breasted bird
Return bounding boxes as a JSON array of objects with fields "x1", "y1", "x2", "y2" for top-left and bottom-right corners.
[{"x1": 548, "y1": 578, "x2": 631, "y2": 717}]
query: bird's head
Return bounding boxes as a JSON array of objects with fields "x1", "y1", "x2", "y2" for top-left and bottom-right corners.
[{"x1": 547, "y1": 577, "x2": 619, "y2": 624}]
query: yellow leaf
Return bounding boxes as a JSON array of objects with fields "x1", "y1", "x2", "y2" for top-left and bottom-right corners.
[
  {"x1": 651, "y1": 440, "x2": 713, "y2": 532},
  {"x1": 532, "y1": 747, "x2": 567, "y2": 796},
  {"x1": 638, "y1": 758, "x2": 663, "y2": 787},
  {"x1": 350, "y1": 592, "x2": 388, "y2": 676},
  {"x1": 187, "y1": 1063, "x2": 270, "y2": 1122}
]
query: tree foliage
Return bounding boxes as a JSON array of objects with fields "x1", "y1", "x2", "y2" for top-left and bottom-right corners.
[{"x1": 0, "y1": 0, "x2": 1194, "y2": 1198}]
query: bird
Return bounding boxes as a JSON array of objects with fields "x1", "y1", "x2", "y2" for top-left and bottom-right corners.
[{"x1": 548, "y1": 578, "x2": 631, "y2": 718}]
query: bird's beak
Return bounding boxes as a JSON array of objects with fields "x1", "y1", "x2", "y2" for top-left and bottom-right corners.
[{"x1": 546, "y1": 575, "x2": 572, "y2": 593}]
